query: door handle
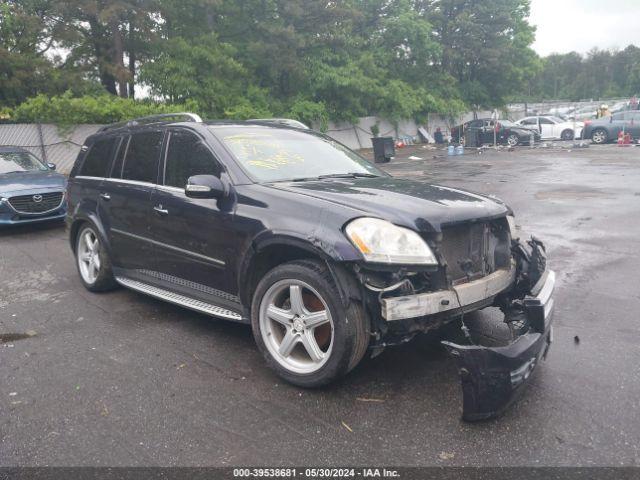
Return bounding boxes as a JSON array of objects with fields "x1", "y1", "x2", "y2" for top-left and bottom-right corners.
[
  {"x1": 100, "y1": 193, "x2": 111, "y2": 201},
  {"x1": 153, "y1": 205, "x2": 169, "y2": 215}
]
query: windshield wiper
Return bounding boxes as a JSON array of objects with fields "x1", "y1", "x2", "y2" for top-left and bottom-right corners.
[{"x1": 317, "y1": 172, "x2": 380, "y2": 179}]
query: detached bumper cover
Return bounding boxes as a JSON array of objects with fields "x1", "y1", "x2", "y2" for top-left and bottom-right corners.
[{"x1": 442, "y1": 269, "x2": 555, "y2": 421}]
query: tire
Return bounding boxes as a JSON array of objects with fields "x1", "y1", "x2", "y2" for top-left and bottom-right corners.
[
  {"x1": 251, "y1": 259, "x2": 369, "y2": 388},
  {"x1": 75, "y1": 223, "x2": 117, "y2": 292},
  {"x1": 506, "y1": 133, "x2": 520, "y2": 147},
  {"x1": 560, "y1": 129, "x2": 574, "y2": 141},
  {"x1": 591, "y1": 128, "x2": 608, "y2": 144}
]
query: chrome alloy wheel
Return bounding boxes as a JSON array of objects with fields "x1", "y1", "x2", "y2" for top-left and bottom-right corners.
[
  {"x1": 507, "y1": 134, "x2": 519, "y2": 147},
  {"x1": 259, "y1": 279, "x2": 334, "y2": 374},
  {"x1": 592, "y1": 129, "x2": 607, "y2": 144},
  {"x1": 78, "y1": 228, "x2": 101, "y2": 285}
]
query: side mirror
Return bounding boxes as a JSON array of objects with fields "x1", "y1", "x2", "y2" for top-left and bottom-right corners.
[
  {"x1": 185, "y1": 174, "x2": 226, "y2": 199},
  {"x1": 47, "y1": 163, "x2": 56, "y2": 170}
]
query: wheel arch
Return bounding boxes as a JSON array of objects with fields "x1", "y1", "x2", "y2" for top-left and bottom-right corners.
[
  {"x1": 238, "y1": 235, "x2": 361, "y2": 311},
  {"x1": 69, "y1": 212, "x2": 110, "y2": 255}
]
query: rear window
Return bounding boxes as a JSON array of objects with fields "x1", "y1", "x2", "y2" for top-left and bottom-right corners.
[
  {"x1": 79, "y1": 138, "x2": 118, "y2": 177},
  {"x1": 110, "y1": 136, "x2": 129, "y2": 178},
  {"x1": 122, "y1": 131, "x2": 163, "y2": 183}
]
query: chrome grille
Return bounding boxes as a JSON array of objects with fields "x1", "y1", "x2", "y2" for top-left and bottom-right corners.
[{"x1": 8, "y1": 192, "x2": 64, "y2": 214}]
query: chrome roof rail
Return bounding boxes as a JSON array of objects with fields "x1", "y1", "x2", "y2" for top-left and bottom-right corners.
[{"x1": 98, "y1": 112, "x2": 203, "y2": 133}]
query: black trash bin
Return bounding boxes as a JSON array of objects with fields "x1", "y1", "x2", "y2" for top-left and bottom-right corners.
[
  {"x1": 465, "y1": 127, "x2": 481, "y2": 148},
  {"x1": 371, "y1": 137, "x2": 395, "y2": 163}
]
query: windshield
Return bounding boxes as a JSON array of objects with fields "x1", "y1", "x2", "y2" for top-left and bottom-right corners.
[
  {"x1": 212, "y1": 126, "x2": 384, "y2": 182},
  {"x1": 0, "y1": 151, "x2": 48, "y2": 174}
]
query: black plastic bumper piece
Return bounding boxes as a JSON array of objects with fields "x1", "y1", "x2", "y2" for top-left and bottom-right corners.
[{"x1": 442, "y1": 269, "x2": 555, "y2": 421}]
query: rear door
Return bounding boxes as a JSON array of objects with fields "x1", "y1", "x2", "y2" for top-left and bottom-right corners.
[
  {"x1": 149, "y1": 128, "x2": 238, "y2": 304},
  {"x1": 74, "y1": 136, "x2": 119, "y2": 221},
  {"x1": 98, "y1": 129, "x2": 164, "y2": 272}
]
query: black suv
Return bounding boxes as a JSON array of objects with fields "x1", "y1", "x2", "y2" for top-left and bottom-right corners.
[{"x1": 67, "y1": 113, "x2": 555, "y2": 419}]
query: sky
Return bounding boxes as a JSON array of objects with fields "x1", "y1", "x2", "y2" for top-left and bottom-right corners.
[{"x1": 529, "y1": 0, "x2": 640, "y2": 56}]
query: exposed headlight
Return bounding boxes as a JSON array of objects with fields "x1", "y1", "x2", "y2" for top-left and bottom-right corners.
[{"x1": 345, "y1": 217, "x2": 437, "y2": 265}]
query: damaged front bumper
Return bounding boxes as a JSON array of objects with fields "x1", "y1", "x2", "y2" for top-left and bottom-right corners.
[{"x1": 442, "y1": 268, "x2": 556, "y2": 421}]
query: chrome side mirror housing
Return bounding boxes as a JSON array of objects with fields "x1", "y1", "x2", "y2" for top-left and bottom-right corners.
[{"x1": 185, "y1": 174, "x2": 225, "y2": 199}]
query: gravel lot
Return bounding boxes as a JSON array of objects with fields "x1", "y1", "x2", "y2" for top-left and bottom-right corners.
[{"x1": 1, "y1": 143, "x2": 640, "y2": 466}]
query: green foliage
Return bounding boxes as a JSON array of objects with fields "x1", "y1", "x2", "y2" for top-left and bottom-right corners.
[
  {"x1": 4, "y1": 0, "x2": 545, "y2": 125},
  {"x1": 12, "y1": 92, "x2": 197, "y2": 127},
  {"x1": 517, "y1": 46, "x2": 640, "y2": 101}
]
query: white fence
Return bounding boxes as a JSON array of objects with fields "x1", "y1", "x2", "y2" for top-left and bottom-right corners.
[{"x1": 0, "y1": 97, "x2": 630, "y2": 174}]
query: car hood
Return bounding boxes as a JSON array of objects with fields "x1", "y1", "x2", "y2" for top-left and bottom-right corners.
[
  {"x1": 269, "y1": 177, "x2": 509, "y2": 232},
  {"x1": 0, "y1": 170, "x2": 66, "y2": 196}
]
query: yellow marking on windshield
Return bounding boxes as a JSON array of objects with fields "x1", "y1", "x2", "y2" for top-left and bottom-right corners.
[{"x1": 223, "y1": 136, "x2": 305, "y2": 170}]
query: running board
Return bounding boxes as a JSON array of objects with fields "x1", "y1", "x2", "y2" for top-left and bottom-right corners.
[{"x1": 115, "y1": 276, "x2": 244, "y2": 322}]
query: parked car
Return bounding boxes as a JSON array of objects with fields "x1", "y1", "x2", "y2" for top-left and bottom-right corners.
[
  {"x1": 515, "y1": 115, "x2": 583, "y2": 140},
  {"x1": 0, "y1": 146, "x2": 66, "y2": 226},
  {"x1": 451, "y1": 118, "x2": 540, "y2": 146},
  {"x1": 582, "y1": 110, "x2": 640, "y2": 144},
  {"x1": 566, "y1": 105, "x2": 598, "y2": 122},
  {"x1": 66, "y1": 113, "x2": 555, "y2": 420}
]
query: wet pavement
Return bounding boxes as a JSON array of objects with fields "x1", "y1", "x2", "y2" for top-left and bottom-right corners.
[{"x1": 1, "y1": 144, "x2": 640, "y2": 466}]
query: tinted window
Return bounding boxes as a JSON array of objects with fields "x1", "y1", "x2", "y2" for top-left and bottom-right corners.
[
  {"x1": 469, "y1": 120, "x2": 483, "y2": 128},
  {"x1": 80, "y1": 138, "x2": 117, "y2": 177},
  {"x1": 539, "y1": 117, "x2": 553, "y2": 125},
  {"x1": 164, "y1": 130, "x2": 221, "y2": 188},
  {"x1": 122, "y1": 131, "x2": 163, "y2": 183},
  {"x1": 520, "y1": 118, "x2": 537, "y2": 125},
  {"x1": 110, "y1": 136, "x2": 129, "y2": 178}
]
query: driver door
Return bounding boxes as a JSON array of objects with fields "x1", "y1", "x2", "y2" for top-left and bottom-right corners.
[{"x1": 149, "y1": 128, "x2": 237, "y2": 301}]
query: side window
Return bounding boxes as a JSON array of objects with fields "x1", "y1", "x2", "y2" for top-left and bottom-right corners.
[
  {"x1": 164, "y1": 130, "x2": 221, "y2": 188},
  {"x1": 539, "y1": 117, "x2": 553, "y2": 125},
  {"x1": 79, "y1": 137, "x2": 117, "y2": 177},
  {"x1": 122, "y1": 131, "x2": 163, "y2": 183},
  {"x1": 110, "y1": 136, "x2": 129, "y2": 178},
  {"x1": 521, "y1": 118, "x2": 537, "y2": 125}
]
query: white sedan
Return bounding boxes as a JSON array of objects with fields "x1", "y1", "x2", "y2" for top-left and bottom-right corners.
[{"x1": 515, "y1": 115, "x2": 584, "y2": 140}]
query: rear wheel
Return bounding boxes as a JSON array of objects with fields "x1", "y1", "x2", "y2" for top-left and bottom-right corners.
[
  {"x1": 75, "y1": 224, "x2": 117, "y2": 292},
  {"x1": 506, "y1": 133, "x2": 520, "y2": 147},
  {"x1": 591, "y1": 128, "x2": 608, "y2": 144},
  {"x1": 251, "y1": 260, "x2": 369, "y2": 387},
  {"x1": 560, "y1": 129, "x2": 574, "y2": 141}
]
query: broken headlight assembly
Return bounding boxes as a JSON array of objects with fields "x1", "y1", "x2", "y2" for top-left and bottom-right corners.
[{"x1": 345, "y1": 217, "x2": 438, "y2": 265}]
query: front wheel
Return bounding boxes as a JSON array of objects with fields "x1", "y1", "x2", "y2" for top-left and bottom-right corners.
[
  {"x1": 75, "y1": 224, "x2": 117, "y2": 292},
  {"x1": 251, "y1": 260, "x2": 369, "y2": 387},
  {"x1": 506, "y1": 133, "x2": 520, "y2": 147}
]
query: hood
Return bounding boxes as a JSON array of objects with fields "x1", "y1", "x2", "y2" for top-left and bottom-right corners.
[
  {"x1": 269, "y1": 177, "x2": 509, "y2": 232},
  {"x1": 0, "y1": 170, "x2": 66, "y2": 196}
]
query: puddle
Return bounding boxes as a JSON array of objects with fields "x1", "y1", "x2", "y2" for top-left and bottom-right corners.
[
  {"x1": 535, "y1": 186, "x2": 612, "y2": 200},
  {"x1": 0, "y1": 331, "x2": 37, "y2": 343}
]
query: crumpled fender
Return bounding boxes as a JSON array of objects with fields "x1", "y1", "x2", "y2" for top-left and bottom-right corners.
[{"x1": 442, "y1": 237, "x2": 555, "y2": 421}]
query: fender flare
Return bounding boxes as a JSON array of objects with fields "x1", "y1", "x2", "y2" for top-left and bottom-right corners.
[
  {"x1": 237, "y1": 233, "x2": 361, "y2": 309},
  {"x1": 69, "y1": 210, "x2": 110, "y2": 256}
]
